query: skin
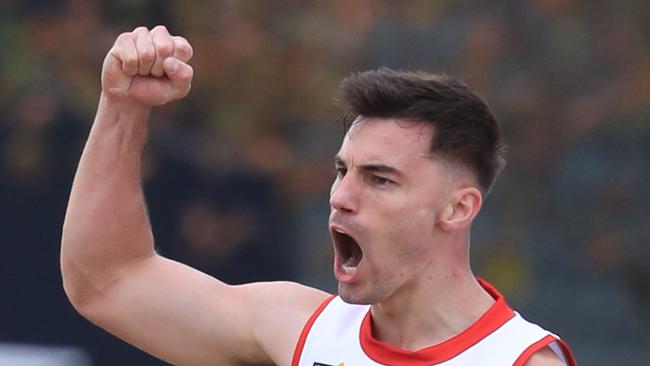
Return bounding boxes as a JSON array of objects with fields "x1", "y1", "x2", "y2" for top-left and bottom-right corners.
[
  {"x1": 330, "y1": 118, "x2": 495, "y2": 349},
  {"x1": 61, "y1": 26, "x2": 566, "y2": 366}
]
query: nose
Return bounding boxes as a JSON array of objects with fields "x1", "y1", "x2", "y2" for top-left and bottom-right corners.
[{"x1": 329, "y1": 173, "x2": 359, "y2": 214}]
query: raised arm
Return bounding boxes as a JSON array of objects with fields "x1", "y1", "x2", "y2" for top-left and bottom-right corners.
[{"x1": 61, "y1": 26, "x2": 327, "y2": 366}]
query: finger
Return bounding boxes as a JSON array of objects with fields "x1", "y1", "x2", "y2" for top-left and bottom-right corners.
[
  {"x1": 150, "y1": 25, "x2": 175, "y2": 77},
  {"x1": 133, "y1": 26, "x2": 155, "y2": 76},
  {"x1": 172, "y1": 36, "x2": 193, "y2": 63},
  {"x1": 111, "y1": 32, "x2": 138, "y2": 76},
  {"x1": 163, "y1": 58, "x2": 193, "y2": 99}
]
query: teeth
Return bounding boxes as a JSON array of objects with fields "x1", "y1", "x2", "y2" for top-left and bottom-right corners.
[
  {"x1": 342, "y1": 264, "x2": 356, "y2": 273},
  {"x1": 335, "y1": 228, "x2": 345, "y2": 234}
]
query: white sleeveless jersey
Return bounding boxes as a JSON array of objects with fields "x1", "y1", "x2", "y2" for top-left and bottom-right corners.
[{"x1": 292, "y1": 279, "x2": 576, "y2": 366}]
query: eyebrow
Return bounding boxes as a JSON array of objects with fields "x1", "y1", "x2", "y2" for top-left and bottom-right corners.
[{"x1": 335, "y1": 155, "x2": 404, "y2": 177}]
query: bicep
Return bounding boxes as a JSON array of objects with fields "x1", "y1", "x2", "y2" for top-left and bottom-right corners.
[
  {"x1": 80, "y1": 255, "x2": 329, "y2": 366},
  {"x1": 237, "y1": 281, "x2": 331, "y2": 365},
  {"x1": 81, "y1": 255, "x2": 265, "y2": 365}
]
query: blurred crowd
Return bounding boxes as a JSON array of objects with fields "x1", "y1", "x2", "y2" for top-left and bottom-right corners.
[{"x1": 0, "y1": 0, "x2": 648, "y2": 365}]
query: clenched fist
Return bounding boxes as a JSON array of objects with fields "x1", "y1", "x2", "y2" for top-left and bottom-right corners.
[{"x1": 102, "y1": 25, "x2": 193, "y2": 107}]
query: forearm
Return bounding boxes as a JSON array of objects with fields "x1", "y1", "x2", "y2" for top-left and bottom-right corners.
[{"x1": 61, "y1": 93, "x2": 155, "y2": 304}]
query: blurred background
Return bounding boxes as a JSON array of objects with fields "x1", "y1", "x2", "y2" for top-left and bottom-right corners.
[{"x1": 1, "y1": 0, "x2": 648, "y2": 365}]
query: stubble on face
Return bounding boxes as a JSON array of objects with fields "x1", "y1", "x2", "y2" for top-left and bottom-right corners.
[{"x1": 331, "y1": 118, "x2": 453, "y2": 306}]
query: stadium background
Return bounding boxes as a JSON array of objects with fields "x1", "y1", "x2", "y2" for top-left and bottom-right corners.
[{"x1": 1, "y1": 0, "x2": 648, "y2": 364}]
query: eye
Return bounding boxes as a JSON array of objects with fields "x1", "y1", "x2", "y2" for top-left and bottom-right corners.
[
  {"x1": 335, "y1": 167, "x2": 347, "y2": 178},
  {"x1": 370, "y1": 175, "x2": 393, "y2": 186}
]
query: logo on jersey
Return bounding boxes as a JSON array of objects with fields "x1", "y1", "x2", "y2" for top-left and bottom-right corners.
[{"x1": 313, "y1": 363, "x2": 344, "y2": 366}]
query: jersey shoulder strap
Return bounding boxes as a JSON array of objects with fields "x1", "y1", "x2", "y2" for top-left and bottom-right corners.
[{"x1": 292, "y1": 281, "x2": 577, "y2": 366}]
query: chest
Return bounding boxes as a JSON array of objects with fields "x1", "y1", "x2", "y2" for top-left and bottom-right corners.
[{"x1": 294, "y1": 298, "x2": 552, "y2": 366}]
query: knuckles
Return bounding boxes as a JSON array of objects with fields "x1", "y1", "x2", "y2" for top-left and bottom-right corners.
[
  {"x1": 155, "y1": 40, "x2": 175, "y2": 58},
  {"x1": 151, "y1": 25, "x2": 175, "y2": 56},
  {"x1": 133, "y1": 26, "x2": 149, "y2": 34},
  {"x1": 151, "y1": 24, "x2": 168, "y2": 33},
  {"x1": 116, "y1": 32, "x2": 132, "y2": 42},
  {"x1": 140, "y1": 49, "x2": 156, "y2": 64},
  {"x1": 122, "y1": 57, "x2": 138, "y2": 73},
  {"x1": 176, "y1": 42, "x2": 193, "y2": 59},
  {"x1": 104, "y1": 25, "x2": 194, "y2": 104},
  {"x1": 113, "y1": 27, "x2": 192, "y2": 64}
]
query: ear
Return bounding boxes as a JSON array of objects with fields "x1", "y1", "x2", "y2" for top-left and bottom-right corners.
[{"x1": 438, "y1": 187, "x2": 483, "y2": 231}]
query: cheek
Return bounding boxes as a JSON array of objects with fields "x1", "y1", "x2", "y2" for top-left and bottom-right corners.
[
  {"x1": 386, "y1": 208, "x2": 437, "y2": 262},
  {"x1": 385, "y1": 203, "x2": 437, "y2": 240},
  {"x1": 363, "y1": 195, "x2": 438, "y2": 269}
]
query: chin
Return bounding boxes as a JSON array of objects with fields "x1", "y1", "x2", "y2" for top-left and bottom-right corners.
[{"x1": 338, "y1": 284, "x2": 379, "y2": 305}]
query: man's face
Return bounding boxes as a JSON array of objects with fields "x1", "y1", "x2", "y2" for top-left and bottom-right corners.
[{"x1": 329, "y1": 117, "x2": 453, "y2": 304}]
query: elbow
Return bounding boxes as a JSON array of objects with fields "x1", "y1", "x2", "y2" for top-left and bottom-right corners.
[
  {"x1": 60, "y1": 251, "x2": 104, "y2": 319},
  {"x1": 63, "y1": 281, "x2": 93, "y2": 317},
  {"x1": 60, "y1": 227, "x2": 89, "y2": 310},
  {"x1": 60, "y1": 229, "x2": 116, "y2": 319}
]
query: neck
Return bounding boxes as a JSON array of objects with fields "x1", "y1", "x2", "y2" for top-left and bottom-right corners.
[{"x1": 369, "y1": 241, "x2": 494, "y2": 351}]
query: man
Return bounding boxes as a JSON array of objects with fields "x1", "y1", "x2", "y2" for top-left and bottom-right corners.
[{"x1": 61, "y1": 26, "x2": 576, "y2": 365}]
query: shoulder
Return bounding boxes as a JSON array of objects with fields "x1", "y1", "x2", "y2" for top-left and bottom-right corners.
[
  {"x1": 237, "y1": 281, "x2": 330, "y2": 328},
  {"x1": 523, "y1": 346, "x2": 568, "y2": 366},
  {"x1": 238, "y1": 281, "x2": 331, "y2": 314},
  {"x1": 236, "y1": 281, "x2": 331, "y2": 365}
]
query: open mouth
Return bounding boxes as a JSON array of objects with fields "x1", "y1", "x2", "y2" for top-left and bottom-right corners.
[{"x1": 332, "y1": 228, "x2": 363, "y2": 274}]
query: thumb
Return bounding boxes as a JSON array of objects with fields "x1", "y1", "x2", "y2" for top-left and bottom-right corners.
[{"x1": 163, "y1": 57, "x2": 193, "y2": 100}]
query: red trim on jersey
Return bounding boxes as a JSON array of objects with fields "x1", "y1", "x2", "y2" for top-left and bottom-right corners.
[
  {"x1": 513, "y1": 334, "x2": 577, "y2": 366},
  {"x1": 358, "y1": 278, "x2": 516, "y2": 366},
  {"x1": 291, "y1": 294, "x2": 336, "y2": 366}
]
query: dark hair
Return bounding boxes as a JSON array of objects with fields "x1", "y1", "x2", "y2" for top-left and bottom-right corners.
[{"x1": 335, "y1": 68, "x2": 507, "y2": 194}]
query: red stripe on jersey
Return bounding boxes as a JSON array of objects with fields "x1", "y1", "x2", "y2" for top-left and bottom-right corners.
[
  {"x1": 291, "y1": 294, "x2": 336, "y2": 366},
  {"x1": 359, "y1": 278, "x2": 516, "y2": 365},
  {"x1": 513, "y1": 334, "x2": 577, "y2": 366}
]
